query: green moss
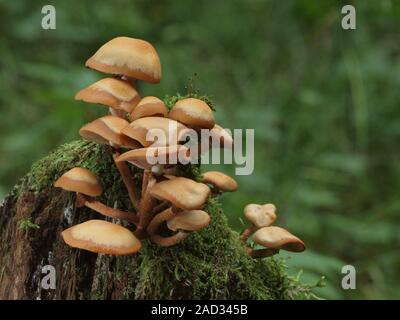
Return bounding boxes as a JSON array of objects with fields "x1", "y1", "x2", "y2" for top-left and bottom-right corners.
[
  {"x1": 17, "y1": 218, "x2": 40, "y2": 230},
  {"x1": 14, "y1": 139, "x2": 310, "y2": 299}
]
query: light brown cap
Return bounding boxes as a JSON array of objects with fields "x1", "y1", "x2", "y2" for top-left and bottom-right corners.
[
  {"x1": 85, "y1": 37, "x2": 161, "y2": 83},
  {"x1": 115, "y1": 145, "x2": 190, "y2": 169},
  {"x1": 202, "y1": 171, "x2": 238, "y2": 192},
  {"x1": 169, "y1": 98, "x2": 215, "y2": 129},
  {"x1": 244, "y1": 204, "x2": 276, "y2": 228},
  {"x1": 252, "y1": 226, "x2": 305, "y2": 252},
  {"x1": 122, "y1": 116, "x2": 189, "y2": 147},
  {"x1": 75, "y1": 78, "x2": 140, "y2": 113},
  {"x1": 54, "y1": 167, "x2": 102, "y2": 197},
  {"x1": 131, "y1": 96, "x2": 168, "y2": 121},
  {"x1": 150, "y1": 177, "x2": 210, "y2": 210},
  {"x1": 167, "y1": 210, "x2": 210, "y2": 232},
  {"x1": 79, "y1": 115, "x2": 138, "y2": 148},
  {"x1": 210, "y1": 124, "x2": 233, "y2": 148},
  {"x1": 62, "y1": 219, "x2": 141, "y2": 255}
]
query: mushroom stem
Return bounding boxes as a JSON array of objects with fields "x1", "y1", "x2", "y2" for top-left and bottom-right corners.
[
  {"x1": 76, "y1": 193, "x2": 138, "y2": 224},
  {"x1": 113, "y1": 153, "x2": 140, "y2": 211},
  {"x1": 146, "y1": 207, "x2": 175, "y2": 235},
  {"x1": 135, "y1": 173, "x2": 157, "y2": 239},
  {"x1": 150, "y1": 231, "x2": 188, "y2": 247},
  {"x1": 247, "y1": 247, "x2": 280, "y2": 259},
  {"x1": 151, "y1": 200, "x2": 170, "y2": 215},
  {"x1": 240, "y1": 225, "x2": 258, "y2": 241}
]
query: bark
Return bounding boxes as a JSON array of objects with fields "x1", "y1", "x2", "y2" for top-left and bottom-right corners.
[{"x1": 0, "y1": 140, "x2": 293, "y2": 300}]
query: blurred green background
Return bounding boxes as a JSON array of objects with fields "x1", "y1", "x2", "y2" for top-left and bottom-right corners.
[{"x1": 1, "y1": 0, "x2": 399, "y2": 299}]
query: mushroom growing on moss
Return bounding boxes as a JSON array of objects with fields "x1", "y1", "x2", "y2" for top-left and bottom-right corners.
[
  {"x1": 202, "y1": 171, "x2": 238, "y2": 194},
  {"x1": 62, "y1": 220, "x2": 141, "y2": 255},
  {"x1": 241, "y1": 203, "x2": 277, "y2": 241},
  {"x1": 130, "y1": 96, "x2": 168, "y2": 121},
  {"x1": 55, "y1": 168, "x2": 138, "y2": 224},
  {"x1": 247, "y1": 226, "x2": 305, "y2": 258},
  {"x1": 75, "y1": 77, "x2": 141, "y2": 117}
]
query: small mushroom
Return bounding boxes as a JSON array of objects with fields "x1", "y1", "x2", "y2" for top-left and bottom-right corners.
[
  {"x1": 150, "y1": 177, "x2": 211, "y2": 210},
  {"x1": 202, "y1": 171, "x2": 238, "y2": 194},
  {"x1": 146, "y1": 178, "x2": 211, "y2": 246},
  {"x1": 166, "y1": 210, "x2": 211, "y2": 232},
  {"x1": 249, "y1": 226, "x2": 305, "y2": 258},
  {"x1": 130, "y1": 96, "x2": 168, "y2": 121},
  {"x1": 115, "y1": 145, "x2": 190, "y2": 171},
  {"x1": 85, "y1": 37, "x2": 161, "y2": 84},
  {"x1": 241, "y1": 203, "x2": 277, "y2": 241},
  {"x1": 54, "y1": 168, "x2": 138, "y2": 224},
  {"x1": 79, "y1": 115, "x2": 138, "y2": 149},
  {"x1": 62, "y1": 219, "x2": 141, "y2": 255},
  {"x1": 169, "y1": 98, "x2": 215, "y2": 130},
  {"x1": 75, "y1": 77, "x2": 141, "y2": 117},
  {"x1": 122, "y1": 116, "x2": 189, "y2": 147}
]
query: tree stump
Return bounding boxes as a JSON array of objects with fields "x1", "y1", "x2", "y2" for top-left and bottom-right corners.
[{"x1": 0, "y1": 140, "x2": 293, "y2": 299}]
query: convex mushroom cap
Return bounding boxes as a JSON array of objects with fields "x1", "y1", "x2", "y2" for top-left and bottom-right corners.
[
  {"x1": 244, "y1": 203, "x2": 276, "y2": 228},
  {"x1": 252, "y1": 226, "x2": 305, "y2": 252},
  {"x1": 75, "y1": 78, "x2": 140, "y2": 113},
  {"x1": 169, "y1": 98, "x2": 215, "y2": 129},
  {"x1": 150, "y1": 177, "x2": 210, "y2": 210},
  {"x1": 167, "y1": 210, "x2": 210, "y2": 232},
  {"x1": 202, "y1": 171, "x2": 238, "y2": 193},
  {"x1": 54, "y1": 167, "x2": 102, "y2": 197},
  {"x1": 79, "y1": 115, "x2": 138, "y2": 148},
  {"x1": 62, "y1": 220, "x2": 141, "y2": 255},
  {"x1": 85, "y1": 37, "x2": 161, "y2": 83},
  {"x1": 122, "y1": 116, "x2": 189, "y2": 147},
  {"x1": 131, "y1": 96, "x2": 168, "y2": 121},
  {"x1": 115, "y1": 145, "x2": 190, "y2": 170}
]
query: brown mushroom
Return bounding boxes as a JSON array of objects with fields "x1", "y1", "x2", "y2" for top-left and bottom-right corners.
[
  {"x1": 122, "y1": 116, "x2": 189, "y2": 147},
  {"x1": 150, "y1": 177, "x2": 211, "y2": 211},
  {"x1": 248, "y1": 226, "x2": 305, "y2": 258},
  {"x1": 54, "y1": 168, "x2": 137, "y2": 224},
  {"x1": 241, "y1": 203, "x2": 277, "y2": 241},
  {"x1": 62, "y1": 220, "x2": 141, "y2": 255},
  {"x1": 145, "y1": 178, "x2": 211, "y2": 246},
  {"x1": 115, "y1": 145, "x2": 190, "y2": 171},
  {"x1": 202, "y1": 171, "x2": 238, "y2": 194},
  {"x1": 75, "y1": 78, "x2": 141, "y2": 116},
  {"x1": 166, "y1": 210, "x2": 210, "y2": 232},
  {"x1": 79, "y1": 115, "x2": 138, "y2": 149},
  {"x1": 85, "y1": 37, "x2": 161, "y2": 84},
  {"x1": 169, "y1": 98, "x2": 215, "y2": 129},
  {"x1": 130, "y1": 96, "x2": 168, "y2": 121}
]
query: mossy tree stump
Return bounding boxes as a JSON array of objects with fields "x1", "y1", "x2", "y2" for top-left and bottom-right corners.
[{"x1": 0, "y1": 140, "x2": 294, "y2": 299}]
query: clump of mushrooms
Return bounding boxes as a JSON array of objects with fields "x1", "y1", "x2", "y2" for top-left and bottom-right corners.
[
  {"x1": 53, "y1": 36, "x2": 306, "y2": 259},
  {"x1": 240, "y1": 203, "x2": 305, "y2": 258}
]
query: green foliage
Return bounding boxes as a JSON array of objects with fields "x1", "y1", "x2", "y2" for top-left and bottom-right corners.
[
  {"x1": 0, "y1": 0, "x2": 399, "y2": 299},
  {"x1": 18, "y1": 218, "x2": 40, "y2": 230}
]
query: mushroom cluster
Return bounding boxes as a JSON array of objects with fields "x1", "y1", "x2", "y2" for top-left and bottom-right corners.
[
  {"x1": 240, "y1": 203, "x2": 305, "y2": 258},
  {"x1": 54, "y1": 36, "x2": 306, "y2": 259},
  {"x1": 54, "y1": 37, "x2": 229, "y2": 255}
]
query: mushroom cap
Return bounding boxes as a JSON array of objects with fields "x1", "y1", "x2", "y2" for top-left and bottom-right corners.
[
  {"x1": 85, "y1": 37, "x2": 161, "y2": 83},
  {"x1": 252, "y1": 226, "x2": 305, "y2": 252},
  {"x1": 62, "y1": 220, "x2": 141, "y2": 255},
  {"x1": 202, "y1": 171, "x2": 238, "y2": 192},
  {"x1": 75, "y1": 78, "x2": 140, "y2": 113},
  {"x1": 169, "y1": 98, "x2": 215, "y2": 129},
  {"x1": 131, "y1": 96, "x2": 168, "y2": 121},
  {"x1": 150, "y1": 177, "x2": 211, "y2": 210},
  {"x1": 122, "y1": 116, "x2": 189, "y2": 147},
  {"x1": 115, "y1": 145, "x2": 190, "y2": 169},
  {"x1": 244, "y1": 203, "x2": 276, "y2": 228},
  {"x1": 167, "y1": 210, "x2": 210, "y2": 232},
  {"x1": 54, "y1": 167, "x2": 102, "y2": 197},
  {"x1": 210, "y1": 124, "x2": 233, "y2": 148},
  {"x1": 79, "y1": 115, "x2": 138, "y2": 148}
]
